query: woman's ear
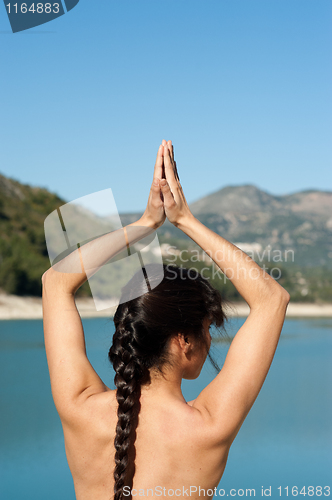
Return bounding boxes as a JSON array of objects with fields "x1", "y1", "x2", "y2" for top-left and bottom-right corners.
[{"x1": 177, "y1": 333, "x2": 191, "y2": 354}]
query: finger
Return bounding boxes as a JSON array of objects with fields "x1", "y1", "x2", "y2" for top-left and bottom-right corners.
[
  {"x1": 153, "y1": 144, "x2": 164, "y2": 180},
  {"x1": 174, "y1": 160, "x2": 180, "y2": 182},
  {"x1": 161, "y1": 155, "x2": 165, "y2": 179},
  {"x1": 160, "y1": 179, "x2": 176, "y2": 207},
  {"x1": 162, "y1": 139, "x2": 167, "y2": 147},
  {"x1": 165, "y1": 142, "x2": 180, "y2": 183},
  {"x1": 165, "y1": 141, "x2": 179, "y2": 182},
  {"x1": 167, "y1": 140, "x2": 175, "y2": 165},
  {"x1": 163, "y1": 144, "x2": 178, "y2": 192},
  {"x1": 167, "y1": 140, "x2": 173, "y2": 161}
]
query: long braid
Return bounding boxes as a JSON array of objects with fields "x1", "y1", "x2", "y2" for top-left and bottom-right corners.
[
  {"x1": 108, "y1": 264, "x2": 228, "y2": 500},
  {"x1": 109, "y1": 309, "x2": 147, "y2": 500}
]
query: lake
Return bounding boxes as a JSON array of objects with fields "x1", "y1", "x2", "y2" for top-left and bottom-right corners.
[{"x1": 0, "y1": 317, "x2": 331, "y2": 500}]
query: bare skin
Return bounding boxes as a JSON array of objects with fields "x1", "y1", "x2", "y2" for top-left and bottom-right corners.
[{"x1": 42, "y1": 140, "x2": 290, "y2": 500}]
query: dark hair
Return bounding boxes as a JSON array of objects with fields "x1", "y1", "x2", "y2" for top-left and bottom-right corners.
[{"x1": 108, "y1": 264, "x2": 227, "y2": 500}]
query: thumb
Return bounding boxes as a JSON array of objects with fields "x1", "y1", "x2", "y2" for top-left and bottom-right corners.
[
  {"x1": 160, "y1": 179, "x2": 175, "y2": 207},
  {"x1": 151, "y1": 178, "x2": 163, "y2": 203},
  {"x1": 152, "y1": 177, "x2": 160, "y2": 190}
]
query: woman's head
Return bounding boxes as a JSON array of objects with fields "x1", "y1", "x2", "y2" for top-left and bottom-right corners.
[
  {"x1": 114, "y1": 264, "x2": 225, "y2": 362},
  {"x1": 108, "y1": 264, "x2": 227, "y2": 499}
]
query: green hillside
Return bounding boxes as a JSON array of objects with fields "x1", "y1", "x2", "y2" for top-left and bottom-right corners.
[{"x1": 0, "y1": 174, "x2": 65, "y2": 295}]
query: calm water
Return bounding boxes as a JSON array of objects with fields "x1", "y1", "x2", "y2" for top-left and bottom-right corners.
[{"x1": 0, "y1": 317, "x2": 331, "y2": 500}]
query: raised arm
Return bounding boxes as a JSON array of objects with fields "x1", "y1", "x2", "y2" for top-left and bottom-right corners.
[
  {"x1": 160, "y1": 141, "x2": 290, "y2": 444},
  {"x1": 42, "y1": 144, "x2": 165, "y2": 424}
]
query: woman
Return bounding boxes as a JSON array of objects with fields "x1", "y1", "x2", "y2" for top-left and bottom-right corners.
[{"x1": 42, "y1": 140, "x2": 290, "y2": 500}]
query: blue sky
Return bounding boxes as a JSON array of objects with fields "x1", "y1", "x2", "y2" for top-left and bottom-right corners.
[{"x1": 0, "y1": 0, "x2": 331, "y2": 214}]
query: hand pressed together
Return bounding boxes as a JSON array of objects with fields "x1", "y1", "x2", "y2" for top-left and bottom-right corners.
[{"x1": 140, "y1": 140, "x2": 193, "y2": 229}]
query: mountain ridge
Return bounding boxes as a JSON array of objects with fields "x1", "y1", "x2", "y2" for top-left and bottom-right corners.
[
  {"x1": 1, "y1": 172, "x2": 331, "y2": 298},
  {"x1": 188, "y1": 183, "x2": 332, "y2": 216},
  {"x1": 119, "y1": 183, "x2": 332, "y2": 269}
]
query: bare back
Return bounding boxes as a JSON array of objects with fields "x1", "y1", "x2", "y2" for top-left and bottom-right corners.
[{"x1": 63, "y1": 389, "x2": 229, "y2": 500}]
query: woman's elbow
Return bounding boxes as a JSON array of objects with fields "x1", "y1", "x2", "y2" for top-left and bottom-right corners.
[
  {"x1": 41, "y1": 270, "x2": 48, "y2": 286},
  {"x1": 276, "y1": 283, "x2": 290, "y2": 304},
  {"x1": 282, "y1": 289, "x2": 291, "y2": 305},
  {"x1": 271, "y1": 286, "x2": 291, "y2": 309},
  {"x1": 41, "y1": 268, "x2": 55, "y2": 288}
]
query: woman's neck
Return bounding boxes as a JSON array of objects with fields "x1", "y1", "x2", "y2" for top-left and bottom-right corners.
[{"x1": 140, "y1": 367, "x2": 186, "y2": 403}]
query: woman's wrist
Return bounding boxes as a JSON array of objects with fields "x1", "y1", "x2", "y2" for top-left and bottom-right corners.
[
  {"x1": 174, "y1": 213, "x2": 197, "y2": 231},
  {"x1": 134, "y1": 215, "x2": 161, "y2": 230}
]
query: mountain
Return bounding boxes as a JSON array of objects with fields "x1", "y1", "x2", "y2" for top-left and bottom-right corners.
[
  {"x1": 1, "y1": 172, "x2": 331, "y2": 298},
  {"x1": 120, "y1": 184, "x2": 332, "y2": 268},
  {"x1": 189, "y1": 185, "x2": 332, "y2": 268},
  {"x1": 190, "y1": 184, "x2": 332, "y2": 217}
]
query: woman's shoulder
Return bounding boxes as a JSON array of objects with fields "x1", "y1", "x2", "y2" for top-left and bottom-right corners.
[
  {"x1": 62, "y1": 387, "x2": 117, "y2": 433},
  {"x1": 139, "y1": 395, "x2": 219, "y2": 446}
]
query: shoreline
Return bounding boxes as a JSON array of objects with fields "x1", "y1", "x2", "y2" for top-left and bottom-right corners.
[{"x1": 0, "y1": 293, "x2": 332, "y2": 320}]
